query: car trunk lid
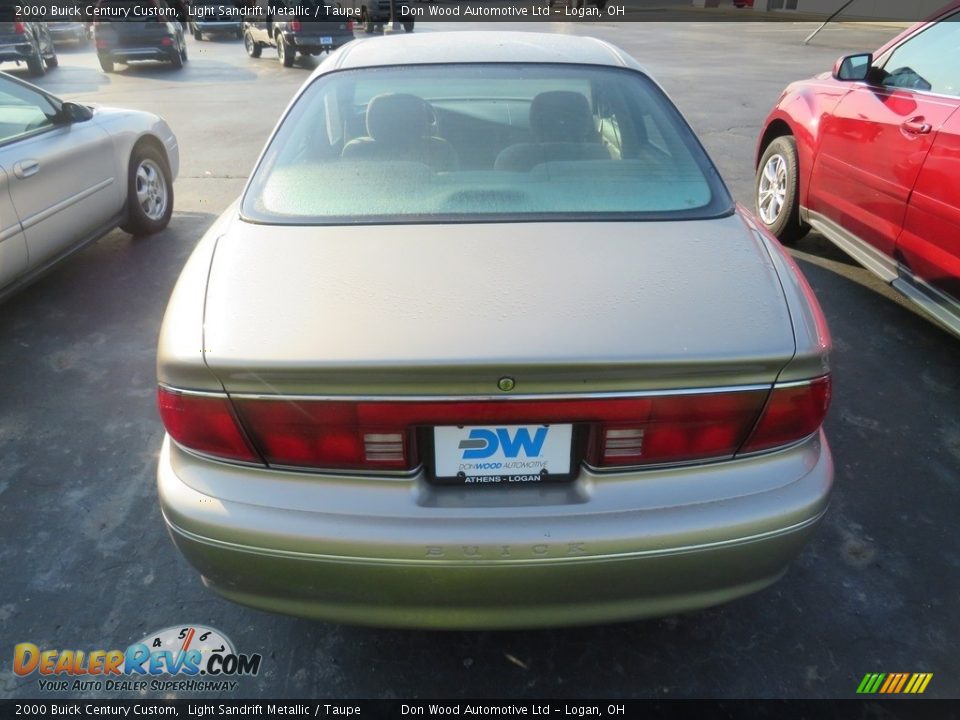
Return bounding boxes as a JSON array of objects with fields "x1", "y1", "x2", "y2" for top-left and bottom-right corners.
[{"x1": 199, "y1": 215, "x2": 797, "y2": 396}]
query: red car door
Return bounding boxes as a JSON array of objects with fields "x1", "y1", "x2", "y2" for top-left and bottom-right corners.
[
  {"x1": 897, "y1": 106, "x2": 960, "y2": 300},
  {"x1": 807, "y1": 18, "x2": 960, "y2": 259}
]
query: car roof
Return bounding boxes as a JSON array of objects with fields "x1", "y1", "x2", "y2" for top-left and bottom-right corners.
[{"x1": 319, "y1": 31, "x2": 645, "y2": 77}]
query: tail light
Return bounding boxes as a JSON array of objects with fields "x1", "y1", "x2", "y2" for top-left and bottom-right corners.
[
  {"x1": 95, "y1": 38, "x2": 108, "y2": 49},
  {"x1": 288, "y1": 21, "x2": 301, "y2": 31},
  {"x1": 157, "y1": 388, "x2": 259, "y2": 463},
  {"x1": 739, "y1": 376, "x2": 831, "y2": 454},
  {"x1": 590, "y1": 390, "x2": 770, "y2": 467},
  {"x1": 160, "y1": 37, "x2": 173, "y2": 46},
  {"x1": 158, "y1": 380, "x2": 830, "y2": 472},
  {"x1": 231, "y1": 399, "x2": 414, "y2": 470},
  {"x1": 346, "y1": 20, "x2": 354, "y2": 30},
  {"x1": 13, "y1": 21, "x2": 27, "y2": 34}
]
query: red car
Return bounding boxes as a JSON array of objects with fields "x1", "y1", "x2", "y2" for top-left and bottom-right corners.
[{"x1": 754, "y1": 2, "x2": 960, "y2": 338}]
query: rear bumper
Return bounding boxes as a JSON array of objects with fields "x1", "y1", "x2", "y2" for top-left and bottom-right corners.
[
  {"x1": 193, "y1": 21, "x2": 241, "y2": 32},
  {"x1": 285, "y1": 33, "x2": 352, "y2": 54},
  {"x1": 158, "y1": 431, "x2": 833, "y2": 629},
  {"x1": 99, "y1": 47, "x2": 174, "y2": 62},
  {"x1": 0, "y1": 43, "x2": 37, "y2": 62}
]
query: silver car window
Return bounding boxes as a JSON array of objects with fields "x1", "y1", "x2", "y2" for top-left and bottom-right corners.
[{"x1": 0, "y1": 79, "x2": 59, "y2": 145}]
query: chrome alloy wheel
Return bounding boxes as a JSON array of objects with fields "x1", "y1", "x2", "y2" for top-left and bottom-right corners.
[
  {"x1": 135, "y1": 159, "x2": 168, "y2": 221},
  {"x1": 757, "y1": 153, "x2": 788, "y2": 225}
]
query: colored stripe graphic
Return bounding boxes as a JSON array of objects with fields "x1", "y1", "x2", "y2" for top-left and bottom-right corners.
[
  {"x1": 857, "y1": 673, "x2": 932, "y2": 694},
  {"x1": 856, "y1": 673, "x2": 885, "y2": 694}
]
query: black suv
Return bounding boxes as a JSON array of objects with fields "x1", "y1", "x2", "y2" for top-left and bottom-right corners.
[
  {"x1": 93, "y1": 0, "x2": 188, "y2": 73},
  {"x1": 243, "y1": 0, "x2": 354, "y2": 68},
  {"x1": 0, "y1": 22, "x2": 58, "y2": 77}
]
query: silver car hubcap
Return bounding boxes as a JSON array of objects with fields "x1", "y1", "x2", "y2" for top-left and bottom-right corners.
[
  {"x1": 758, "y1": 153, "x2": 788, "y2": 225},
  {"x1": 135, "y1": 159, "x2": 167, "y2": 221}
]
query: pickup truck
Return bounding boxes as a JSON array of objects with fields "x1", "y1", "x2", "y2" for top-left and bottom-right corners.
[
  {"x1": 0, "y1": 22, "x2": 58, "y2": 77},
  {"x1": 243, "y1": 0, "x2": 354, "y2": 68}
]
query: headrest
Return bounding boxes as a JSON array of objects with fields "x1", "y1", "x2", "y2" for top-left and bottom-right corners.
[
  {"x1": 366, "y1": 93, "x2": 431, "y2": 144},
  {"x1": 529, "y1": 91, "x2": 595, "y2": 143}
]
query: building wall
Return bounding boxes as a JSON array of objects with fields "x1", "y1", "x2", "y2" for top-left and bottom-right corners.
[{"x1": 757, "y1": 0, "x2": 945, "y2": 20}]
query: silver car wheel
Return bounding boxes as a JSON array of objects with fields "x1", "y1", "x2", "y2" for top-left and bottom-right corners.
[
  {"x1": 757, "y1": 154, "x2": 787, "y2": 225},
  {"x1": 135, "y1": 159, "x2": 168, "y2": 221}
]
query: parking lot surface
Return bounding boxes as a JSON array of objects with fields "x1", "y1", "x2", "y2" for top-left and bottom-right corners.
[{"x1": 1, "y1": 20, "x2": 958, "y2": 699}]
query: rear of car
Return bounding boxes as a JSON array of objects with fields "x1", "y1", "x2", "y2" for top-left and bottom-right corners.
[
  {"x1": 93, "y1": 0, "x2": 185, "y2": 71},
  {"x1": 48, "y1": 22, "x2": 89, "y2": 45},
  {"x1": 0, "y1": 22, "x2": 49, "y2": 75},
  {"x1": 157, "y1": 35, "x2": 833, "y2": 628},
  {"x1": 189, "y1": 0, "x2": 242, "y2": 39},
  {"x1": 275, "y1": 5, "x2": 355, "y2": 59}
]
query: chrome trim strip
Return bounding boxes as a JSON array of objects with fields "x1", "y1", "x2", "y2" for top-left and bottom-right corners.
[
  {"x1": 218, "y1": 384, "x2": 773, "y2": 403},
  {"x1": 805, "y1": 209, "x2": 898, "y2": 282},
  {"x1": 20, "y1": 177, "x2": 114, "y2": 231},
  {"x1": 0, "y1": 223, "x2": 22, "y2": 243},
  {"x1": 159, "y1": 379, "x2": 824, "y2": 402},
  {"x1": 158, "y1": 384, "x2": 226, "y2": 398},
  {"x1": 164, "y1": 509, "x2": 828, "y2": 567}
]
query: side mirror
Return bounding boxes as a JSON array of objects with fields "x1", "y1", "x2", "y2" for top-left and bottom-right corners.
[
  {"x1": 59, "y1": 101, "x2": 94, "y2": 124},
  {"x1": 833, "y1": 53, "x2": 873, "y2": 82}
]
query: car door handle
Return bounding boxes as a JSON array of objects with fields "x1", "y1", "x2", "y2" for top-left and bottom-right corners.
[
  {"x1": 901, "y1": 119, "x2": 932, "y2": 135},
  {"x1": 13, "y1": 160, "x2": 40, "y2": 179}
]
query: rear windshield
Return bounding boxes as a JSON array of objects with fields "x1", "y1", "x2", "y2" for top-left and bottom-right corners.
[{"x1": 242, "y1": 64, "x2": 733, "y2": 224}]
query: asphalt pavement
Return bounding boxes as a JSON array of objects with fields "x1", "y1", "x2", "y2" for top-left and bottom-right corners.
[{"x1": 0, "y1": 20, "x2": 958, "y2": 699}]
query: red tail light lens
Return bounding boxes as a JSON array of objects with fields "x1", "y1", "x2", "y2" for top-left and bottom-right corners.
[
  {"x1": 158, "y1": 379, "x2": 830, "y2": 472},
  {"x1": 157, "y1": 387, "x2": 260, "y2": 463},
  {"x1": 160, "y1": 37, "x2": 173, "y2": 46},
  {"x1": 589, "y1": 390, "x2": 769, "y2": 467},
  {"x1": 346, "y1": 20, "x2": 355, "y2": 31},
  {"x1": 288, "y1": 21, "x2": 301, "y2": 31},
  {"x1": 95, "y1": 39, "x2": 108, "y2": 49},
  {"x1": 231, "y1": 399, "x2": 414, "y2": 470},
  {"x1": 13, "y1": 21, "x2": 27, "y2": 34},
  {"x1": 739, "y1": 376, "x2": 831, "y2": 454}
]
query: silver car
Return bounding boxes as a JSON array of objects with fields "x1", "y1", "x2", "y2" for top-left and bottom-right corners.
[
  {"x1": 157, "y1": 32, "x2": 833, "y2": 629},
  {"x1": 0, "y1": 72, "x2": 178, "y2": 301}
]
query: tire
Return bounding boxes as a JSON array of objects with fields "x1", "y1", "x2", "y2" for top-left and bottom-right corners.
[
  {"x1": 121, "y1": 146, "x2": 173, "y2": 236},
  {"x1": 180, "y1": 37, "x2": 188, "y2": 62},
  {"x1": 277, "y1": 33, "x2": 294, "y2": 67},
  {"x1": 244, "y1": 30, "x2": 261, "y2": 57},
  {"x1": 193, "y1": 27, "x2": 202, "y2": 41},
  {"x1": 170, "y1": 44, "x2": 183, "y2": 68},
  {"x1": 402, "y1": 20, "x2": 414, "y2": 32},
  {"x1": 755, "y1": 135, "x2": 809, "y2": 245},
  {"x1": 361, "y1": 9, "x2": 375, "y2": 33},
  {"x1": 98, "y1": 55, "x2": 114, "y2": 73},
  {"x1": 42, "y1": 29, "x2": 58, "y2": 69},
  {"x1": 26, "y1": 40, "x2": 45, "y2": 77}
]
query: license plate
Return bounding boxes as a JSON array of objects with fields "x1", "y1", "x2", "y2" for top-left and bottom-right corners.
[
  {"x1": 321, "y1": 36, "x2": 333, "y2": 44},
  {"x1": 433, "y1": 424, "x2": 573, "y2": 484}
]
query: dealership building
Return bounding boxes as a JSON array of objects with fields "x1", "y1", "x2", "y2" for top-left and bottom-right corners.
[{"x1": 699, "y1": 0, "x2": 946, "y2": 20}]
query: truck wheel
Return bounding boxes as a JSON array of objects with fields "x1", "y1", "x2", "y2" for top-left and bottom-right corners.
[
  {"x1": 98, "y1": 55, "x2": 114, "y2": 73},
  {"x1": 277, "y1": 33, "x2": 294, "y2": 67},
  {"x1": 244, "y1": 30, "x2": 261, "y2": 57},
  {"x1": 26, "y1": 38, "x2": 45, "y2": 77}
]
